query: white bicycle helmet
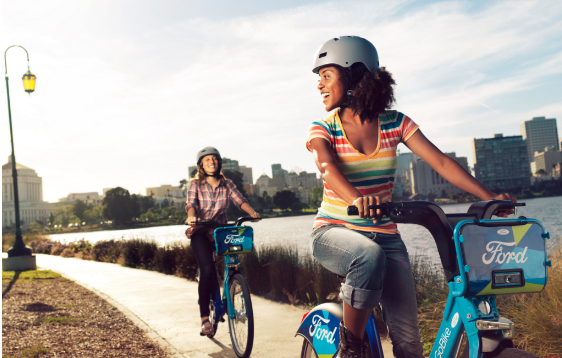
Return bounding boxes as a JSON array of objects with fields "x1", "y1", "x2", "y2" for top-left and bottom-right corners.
[{"x1": 312, "y1": 36, "x2": 379, "y2": 74}]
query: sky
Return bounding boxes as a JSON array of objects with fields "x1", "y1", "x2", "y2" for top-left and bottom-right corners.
[{"x1": 1, "y1": 0, "x2": 561, "y2": 203}]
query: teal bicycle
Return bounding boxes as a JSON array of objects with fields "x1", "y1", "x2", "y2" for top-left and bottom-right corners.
[
  {"x1": 297, "y1": 200, "x2": 550, "y2": 358},
  {"x1": 191, "y1": 216, "x2": 259, "y2": 358}
]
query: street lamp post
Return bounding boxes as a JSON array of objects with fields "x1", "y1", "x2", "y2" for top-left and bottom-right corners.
[{"x1": 4, "y1": 45, "x2": 37, "y2": 257}]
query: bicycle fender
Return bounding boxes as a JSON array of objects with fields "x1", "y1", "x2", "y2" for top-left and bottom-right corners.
[
  {"x1": 481, "y1": 332, "x2": 513, "y2": 353},
  {"x1": 296, "y1": 303, "x2": 342, "y2": 358}
]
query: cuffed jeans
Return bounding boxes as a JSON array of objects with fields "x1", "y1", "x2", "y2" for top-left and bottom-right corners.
[{"x1": 312, "y1": 224, "x2": 424, "y2": 358}]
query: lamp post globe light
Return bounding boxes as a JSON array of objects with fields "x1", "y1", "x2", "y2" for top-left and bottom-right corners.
[{"x1": 3, "y1": 45, "x2": 37, "y2": 271}]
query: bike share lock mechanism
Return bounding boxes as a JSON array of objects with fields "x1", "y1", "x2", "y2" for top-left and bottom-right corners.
[
  {"x1": 226, "y1": 255, "x2": 239, "y2": 268},
  {"x1": 475, "y1": 317, "x2": 515, "y2": 338}
]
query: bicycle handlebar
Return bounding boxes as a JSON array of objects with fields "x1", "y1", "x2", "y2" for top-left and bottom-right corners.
[
  {"x1": 345, "y1": 200, "x2": 525, "y2": 282},
  {"x1": 184, "y1": 216, "x2": 261, "y2": 228}
]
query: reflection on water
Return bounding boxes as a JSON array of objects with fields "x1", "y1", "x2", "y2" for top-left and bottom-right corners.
[{"x1": 47, "y1": 196, "x2": 562, "y2": 264}]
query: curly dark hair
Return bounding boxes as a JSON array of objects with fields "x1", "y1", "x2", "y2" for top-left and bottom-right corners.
[{"x1": 336, "y1": 63, "x2": 396, "y2": 122}]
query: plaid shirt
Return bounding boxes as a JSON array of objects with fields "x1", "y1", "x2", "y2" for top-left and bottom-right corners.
[{"x1": 185, "y1": 178, "x2": 248, "y2": 240}]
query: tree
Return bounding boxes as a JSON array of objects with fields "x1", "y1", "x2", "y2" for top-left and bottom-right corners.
[
  {"x1": 72, "y1": 199, "x2": 90, "y2": 221},
  {"x1": 83, "y1": 206, "x2": 105, "y2": 223},
  {"x1": 274, "y1": 190, "x2": 298, "y2": 210},
  {"x1": 190, "y1": 169, "x2": 198, "y2": 178},
  {"x1": 102, "y1": 187, "x2": 139, "y2": 225},
  {"x1": 312, "y1": 186, "x2": 323, "y2": 207},
  {"x1": 535, "y1": 169, "x2": 547, "y2": 176},
  {"x1": 137, "y1": 194, "x2": 156, "y2": 214},
  {"x1": 179, "y1": 179, "x2": 188, "y2": 190},
  {"x1": 223, "y1": 170, "x2": 247, "y2": 197},
  {"x1": 291, "y1": 201, "x2": 308, "y2": 212},
  {"x1": 49, "y1": 212, "x2": 55, "y2": 225}
]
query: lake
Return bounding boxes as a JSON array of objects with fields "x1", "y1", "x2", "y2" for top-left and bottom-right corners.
[{"x1": 46, "y1": 196, "x2": 561, "y2": 264}]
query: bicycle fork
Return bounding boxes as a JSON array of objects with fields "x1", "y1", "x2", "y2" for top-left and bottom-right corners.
[{"x1": 430, "y1": 282, "x2": 514, "y2": 358}]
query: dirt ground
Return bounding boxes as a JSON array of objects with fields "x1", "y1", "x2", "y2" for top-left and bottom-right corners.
[{"x1": 2, "y1": 270, "x2": 168, "y2": 358}]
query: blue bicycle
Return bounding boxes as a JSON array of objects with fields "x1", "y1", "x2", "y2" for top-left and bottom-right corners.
[
  {"x1": 192, "y1": 216, "x2": 259, "y2": 358},
  {"x1": 297, "y1": 200, "x2": 550, "y2": 358}
]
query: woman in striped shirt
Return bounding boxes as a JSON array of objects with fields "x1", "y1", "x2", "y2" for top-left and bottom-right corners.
[{"x1": 307, "y1": 37, "x2": 516, "y2": 358}]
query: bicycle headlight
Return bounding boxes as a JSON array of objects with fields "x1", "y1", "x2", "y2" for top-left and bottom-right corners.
[
  {"x1": 228, "y1": 245, "x2": 243, "y2": 252},
  {"x1": 478, "y1": 300, "x2": 491, "y2": 315}
]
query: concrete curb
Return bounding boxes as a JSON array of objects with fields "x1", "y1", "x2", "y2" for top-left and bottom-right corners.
[{"x1": 57, "y1": 271, "x2": 186, "y2": 358}]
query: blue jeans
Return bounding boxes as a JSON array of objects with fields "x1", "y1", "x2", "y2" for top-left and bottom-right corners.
[{"x1": 312, "y1": 224, "x2": 424, "y2": 358}]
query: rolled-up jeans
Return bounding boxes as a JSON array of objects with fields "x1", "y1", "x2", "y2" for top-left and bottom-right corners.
[{"x1": 311, "y1": 224, "x2": 424, "y2": 358}]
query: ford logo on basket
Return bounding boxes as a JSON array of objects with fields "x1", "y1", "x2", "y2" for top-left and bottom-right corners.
[
  {"x1": 225, "y1": 235, "x2": 245, "y2": 244},
  {"x1": 497, "y1": 229, "x2": 510, "y2": 235}
]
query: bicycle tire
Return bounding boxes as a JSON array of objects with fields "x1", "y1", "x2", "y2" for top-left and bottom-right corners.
[
  {"x1": 299, "y1": 333, "x2": 372, "y2": 358},
  {"x1": 227, "y1": 273, "x2": 254, "y2": 358},
  {"x1": 300, "y1": 339, "x2": 318, "y2": 358}
]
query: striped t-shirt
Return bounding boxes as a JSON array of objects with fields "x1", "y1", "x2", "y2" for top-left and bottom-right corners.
[{"x1": 306, "y1": 109, "x2": 419, "y2": 234}]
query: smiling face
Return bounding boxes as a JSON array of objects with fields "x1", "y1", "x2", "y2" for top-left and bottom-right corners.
[
  {"x1": 317, "y1": 66, "x2": 346, "y2": 112},
  {"x1": 201, "y1": 155, "x2": 219, "y2": 175}
]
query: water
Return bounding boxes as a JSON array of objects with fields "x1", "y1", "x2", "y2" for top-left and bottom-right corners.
[{"x1": 46, "y1": 197, "x2": 561, "y2": 264}]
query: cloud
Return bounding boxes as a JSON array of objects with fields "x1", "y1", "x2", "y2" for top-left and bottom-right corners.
[{"x1": 1, "y1": 0, "x2": 561, "y2": 201}]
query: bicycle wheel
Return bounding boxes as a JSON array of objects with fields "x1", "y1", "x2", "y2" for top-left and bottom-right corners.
[
  {"x1": 227, "y1": 273, "x2": 254, "y2": 358},
  {"x1": 300, "y1": 339, "x2": 318, "y2": 358},
  {"x1": 300, "y1": 332, "x2": 372, "y2": 358}
]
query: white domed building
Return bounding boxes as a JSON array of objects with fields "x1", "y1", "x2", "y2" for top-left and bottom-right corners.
[{"x1": 2, "y1": 157, "x2": 54, "y2": 231}]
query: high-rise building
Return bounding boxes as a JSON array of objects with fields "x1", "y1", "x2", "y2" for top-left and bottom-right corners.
[
  {"x1": 287, "y1": 170, "x2": 323, "y2": 202},
  {"x1": 222, "y1": 158, "x2": 239, "y2": 171},
  {"x1": 270, "y1": 164, "x2": 288, "y2": 190},
  {"x1": 472, "y1": 134, "x2": 530, "y2": 191},
  {"x1": 188, "y1": 165, "x2": 197, "y2": 178},
  {"x1": 520, "y1": 116, "x2": 559, "y2": 163},
  {"x1": 255, "y1": 174, "x2": 277, "y2": 197},
  {"x1": 2, "y1": 157, "x2": 55, "y2": 229},
  {"x1": 532, "y1": 146, "x2": 562, "y2": 175},
  {"x1": 410, "y1": 153, "x2": 469, "y2": 198},
  {"x1": 239, "y1": 165, "x2": 253, "y2": 185}
]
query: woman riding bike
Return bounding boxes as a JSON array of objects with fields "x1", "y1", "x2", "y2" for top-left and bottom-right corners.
[
  {"x1": 306, "y1": 36, "x2": 516, "y2": 358},
  {"x1": 185, "y1": 146, "x2": 260, "y2": 336}
]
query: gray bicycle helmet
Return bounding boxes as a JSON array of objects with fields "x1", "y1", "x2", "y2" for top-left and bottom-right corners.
[
  {"x1": 196, "y1": 146, "x2": 222, "y2": 176},
  {"x1": 312, "y1": 36, "x2": 379, "y2": 74}
]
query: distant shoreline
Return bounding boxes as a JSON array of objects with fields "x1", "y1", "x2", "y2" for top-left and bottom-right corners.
[{"x1": 34, "y1": 210, "x2": 318, "y2": 236}]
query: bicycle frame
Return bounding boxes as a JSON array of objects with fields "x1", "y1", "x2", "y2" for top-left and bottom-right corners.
[{"x1": 210, "y1": 253, "x2": 240, "y2": 323}]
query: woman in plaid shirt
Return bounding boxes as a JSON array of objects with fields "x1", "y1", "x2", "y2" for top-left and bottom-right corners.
[{"x1": 185, "y1": 146, "x2": 260, "y2": 336}]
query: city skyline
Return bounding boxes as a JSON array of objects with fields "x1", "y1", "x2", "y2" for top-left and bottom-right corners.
[{"x1": 2, "y1": 0, "x2": 561, "y2": 202}]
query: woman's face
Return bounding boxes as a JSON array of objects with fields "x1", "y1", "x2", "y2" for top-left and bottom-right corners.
[
  {"x1": 317, "y1": 66, "x2": 346, "y2": 112},
  {"x1": 201, "y1": 155, "x2": 219, "y2": 175}
]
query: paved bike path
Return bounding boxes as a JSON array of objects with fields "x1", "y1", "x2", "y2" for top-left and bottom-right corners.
[{"x1": 28, "y1": 254, "x2": 392, "y2": 357}]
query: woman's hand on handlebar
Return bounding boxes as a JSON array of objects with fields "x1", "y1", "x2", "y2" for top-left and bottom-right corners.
[
  {"x1": 351, "y1": 196, "x2": 383, "y2": 223},
  {"x1": 250, "y1": 211, "x2": 261, "y2": 222},
  {"x1": 186, "y1": 216, "x2": 198, "y2": 226},
  {"x1": 491, "y1": 193, "x2": 517, "y2": 218}
]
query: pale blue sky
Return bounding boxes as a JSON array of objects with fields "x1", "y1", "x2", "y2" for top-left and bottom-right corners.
[{"x1": 2, "y1": 0, "x2": 561, "y2": 202}]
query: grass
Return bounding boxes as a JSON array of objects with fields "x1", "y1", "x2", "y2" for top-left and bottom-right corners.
[
  {"x1": 41, "y1": 316, "x2": 83, "y2": 324},
  {"x1": 2, "y1": 270, "x2": 61, "y2": 281}
]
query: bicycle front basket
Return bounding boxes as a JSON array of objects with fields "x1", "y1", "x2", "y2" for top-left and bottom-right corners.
[
  {"x1": 456, "y1": 219, "x2": 548, "y2": 297},
  {"x1": 214, "y1": 226, "x2": 254, "y2": 256}
]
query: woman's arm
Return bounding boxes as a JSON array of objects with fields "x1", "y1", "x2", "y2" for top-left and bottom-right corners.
[
  {"x1": 185, "y1": 181, "x2": 199, "y2": 225},
  {"x1": 310, "y1": 138, "x2": 383, "y2": 220},
  {"x1": 240, "y1": 203, "x2": 260, "y2": 219},
  {"x1": 404, "y1": 131, "x2": 516, "y2": 215}
]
